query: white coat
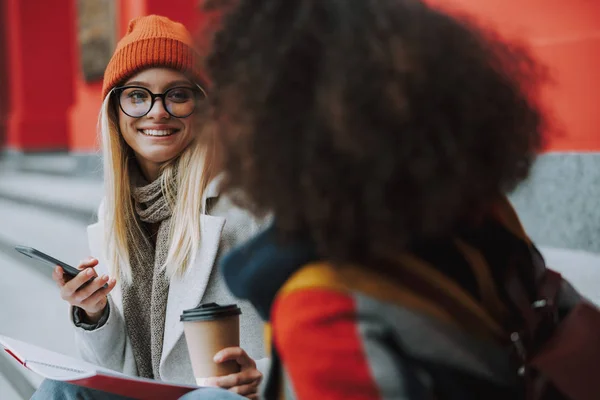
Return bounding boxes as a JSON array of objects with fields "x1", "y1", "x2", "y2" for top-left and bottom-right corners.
[{"x1": 71, "y1": 177, "x2": 267, "y2": 384}]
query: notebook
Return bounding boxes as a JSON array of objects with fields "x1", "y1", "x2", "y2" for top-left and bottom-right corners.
[{"x1": 0, "y1": 335, "x2": 200, "y2": 399}]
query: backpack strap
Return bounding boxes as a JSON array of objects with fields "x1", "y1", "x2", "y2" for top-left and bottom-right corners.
[{"x1": 454, "y1": 238, "x2": 511, "y2": 327}]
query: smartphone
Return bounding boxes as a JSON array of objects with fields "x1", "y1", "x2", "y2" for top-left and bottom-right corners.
[
  {"x1": 14, "y1": 246, "x2": 107, "y2": 289},
  {"x1": 15, "y1": 246, "x2": 81, "y2": 277}
]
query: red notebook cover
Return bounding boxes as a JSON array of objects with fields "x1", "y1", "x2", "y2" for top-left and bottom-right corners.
[{"x1": 0, "y1": 335, "x2": 200, "y2": 400}]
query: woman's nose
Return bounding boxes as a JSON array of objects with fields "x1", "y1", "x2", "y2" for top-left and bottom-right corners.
[{"x1": 146, "y1": 98, "x2": 170, "y2": 119}]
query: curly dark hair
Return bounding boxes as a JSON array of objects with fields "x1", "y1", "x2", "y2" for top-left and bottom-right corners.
[{"x1": 205, "y1": 0, "x2": 547, "y2": 263}]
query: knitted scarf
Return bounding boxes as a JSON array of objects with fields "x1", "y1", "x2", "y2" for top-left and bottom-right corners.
[{"x1": 122, "y1": 168, "x2": 174, "y2": 379}]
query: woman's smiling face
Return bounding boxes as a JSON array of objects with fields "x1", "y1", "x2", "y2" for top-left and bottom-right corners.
[{"x1": 118, "y1": 67, "x2": 199, "y2": 180}]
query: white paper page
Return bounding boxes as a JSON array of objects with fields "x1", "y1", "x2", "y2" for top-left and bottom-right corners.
[
  {"x1": 0, "y1": 335, "x2": 120, "y2": 380},
  {"x1": 20, "y1": 360, "x2": 92, "y2": 381},
  {"x1": 0, "y1": 334, "x2": 198, "y2": 389}
]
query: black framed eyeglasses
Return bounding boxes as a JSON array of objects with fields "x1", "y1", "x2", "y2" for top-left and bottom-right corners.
[{"x1": 113, "y1": 85, "x2": 207, "y2": 118}]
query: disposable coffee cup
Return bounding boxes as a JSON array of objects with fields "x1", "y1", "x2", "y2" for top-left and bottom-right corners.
[{"x1": 180, "y1": 302, "x2": 242, "y2": 385}]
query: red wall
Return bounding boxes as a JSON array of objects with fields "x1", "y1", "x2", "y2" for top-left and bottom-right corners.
[
  {"x1": 3, "y1": 0, "x2": 76, "y2": 151},
  {"x1": 2, "y1": 0, "x2": 599, "y2": 153},
  {"x1": 431, "y1": 0, "x2": 600, "y2": 151},
  {"x1": 0, "y1": 0, "x2": 10, "y2": 147}
]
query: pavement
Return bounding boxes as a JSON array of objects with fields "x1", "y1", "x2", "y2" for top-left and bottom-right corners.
[{"x1": 0, "y1": 167, "x2": 598, "y2": 399}]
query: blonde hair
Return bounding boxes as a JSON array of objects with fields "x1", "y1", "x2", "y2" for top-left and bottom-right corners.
[{"x1": 98, "y1": 94, "x2": 216, "y2": 284}]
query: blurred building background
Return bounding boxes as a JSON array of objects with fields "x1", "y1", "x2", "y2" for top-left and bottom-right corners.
[
  {"x1": 0, "y1": 0, "x2": 210, "y2": 175},
  {"x1": 0, "y1": 0, "x2": 599, "y2": 399}
]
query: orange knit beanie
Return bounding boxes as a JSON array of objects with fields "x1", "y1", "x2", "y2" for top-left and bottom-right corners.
[{"x1": 102, "y1": 15, "x2": 205, "y2": 99}]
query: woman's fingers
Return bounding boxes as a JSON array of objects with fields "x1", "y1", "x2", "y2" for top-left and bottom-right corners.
[
  {"x1": 52, "y1": 256, "x2": 115, "y2": 318},
  {"x1": 207, "y1": 368, "x2": 262, "y2": 389},
  {"x1": 228, "y1": 380, "x2": 260, "y2": 397},
  {"x1": 53, "y1": 258, "x2": 98, "y2": 289},
  {"x1": 214, "y1": 347, "x2": 256, "y2": 369},
  {"x1": 52, "y1": 266, "x2": 66, "y2": 286},
  {"x1": 60, "y1": 267, "x2": 97, "y2": 301},
  {"x1": 76, "y1": 257, "x2": 99, "y2": 270},
  {"x1": 79, "y1": 278, "x2": 117, "y2": 310},
  {"x1": 74, "y1": 274, "x2": 110, "y2": 303}
]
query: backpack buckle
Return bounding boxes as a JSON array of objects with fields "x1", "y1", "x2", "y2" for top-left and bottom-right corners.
[{"x1": 533, "y1": 298, "x2": 559, "y2": 325}]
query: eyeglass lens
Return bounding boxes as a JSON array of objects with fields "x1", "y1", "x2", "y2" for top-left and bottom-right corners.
[{"x1": 119, "y1": 87, "x2": 200, "y2": 118}]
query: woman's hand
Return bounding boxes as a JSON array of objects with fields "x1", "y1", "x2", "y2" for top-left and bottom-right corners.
[
  {"x1": 204, "y1": 347, "x2": 263, "y2": 400},
  {"x1": 51, "y1": 257, "x2": 117, "y2": 324}
]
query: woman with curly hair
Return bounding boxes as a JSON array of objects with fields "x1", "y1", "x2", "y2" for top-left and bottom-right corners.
[{"x1": 203, "y1": 0, "x2": 587, "y2": 399}]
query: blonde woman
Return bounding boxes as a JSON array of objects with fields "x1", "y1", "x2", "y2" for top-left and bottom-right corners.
[{"x1": 33, "y1": 15, "x2": 264, "y2": 400}]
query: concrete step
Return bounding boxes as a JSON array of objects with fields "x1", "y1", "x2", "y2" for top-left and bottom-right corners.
[
  {"x1": 0, "y1": 356, "x2": 24, "y2": 400},
  {"x1": 0, "y1": 170, "x2": 101, "y2": 398},
  {"x1": 0, "y1": 199, "x2": 93, "y2": 398},
  {"x1": 0, "y1": 248, "x2": 75, "y2": 398},
  {"x1": 0, "y1": 198, "x2": 93, "y2": 269},
  {"x1": 1, "y1": 152, "x2": 103, "y2": 180},
  {"x1": 0, "y1": 171, "x2": 103, "y2": 223}
]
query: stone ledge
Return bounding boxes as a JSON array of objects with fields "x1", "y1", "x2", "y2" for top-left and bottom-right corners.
[
  {"x1": 0, "y1": 170, "x2": 102, "y2": 223},
  {"x1": 1, "y1": 151, "x2": 103, "y2": 180},
  {"x1": 0, "y1": 349, "x2": 35, "y2": 400}
]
